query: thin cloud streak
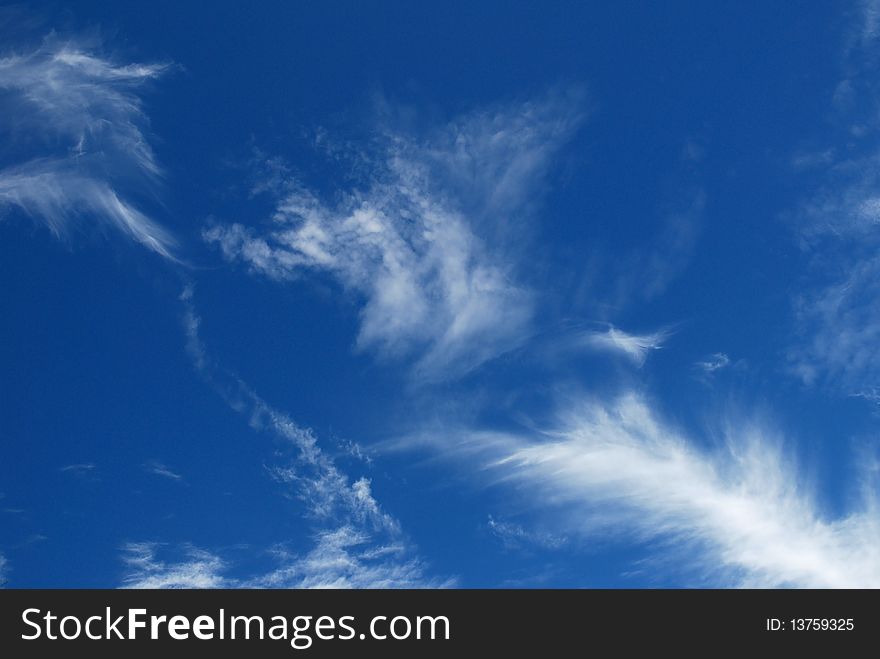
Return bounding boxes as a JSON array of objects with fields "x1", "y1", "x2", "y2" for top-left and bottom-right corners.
[
  {"x1": 143, "y1": 461, "x2": 183, "y2": 481},
  {"x1": 179, "y1": 285, "x2": 399, "y2": 532},
  {"x1": 578, "y1": 325, "x2": 671, "y2": 367},
  {"x1": 59, "y1": 463, "x2": 96, "y2": 475},
  {"x1": 119, "y1": 284, "x2": 444, "y2": 589},
  {"x1": 609, "y1": 189, "x2": 705, "y2": 307}
]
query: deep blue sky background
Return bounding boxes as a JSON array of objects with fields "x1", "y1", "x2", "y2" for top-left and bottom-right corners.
[{"x1": 2, "y1": 1, "x2": 878, "y2": 588}]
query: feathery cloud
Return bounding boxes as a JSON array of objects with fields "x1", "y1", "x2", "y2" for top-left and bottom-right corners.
[
  {"x1": 120, "y1": 543, "x2": 227, "y2": 589},
  {"x1": 578, "y1": 325, "x2": 671, "y2": 367},
  {"x1": 786, "y1": 6, "x2": 880, "y2": 395},
  {"x1": 785, "y1": 155, "x2": 880, "y2": 396},
  {"x1": 695, "y1": 352, "x2": 731, "y2": 375},
  {"x1": 249, "y1": 525, "x2": 447, "y2": 589},
  {"x1": 0, "y1": 36, "x2": 176, "y2": 258},
  {"x1": 789, "y1": 255, "x2": 880, "y2": 389},
  {"x1": 402, "y1": 393, "x2": 880, "y2": 587},
  {"x1": 204, "y1": 93, "x2": 582, "y2": 381},
  {"x1": 120, "y1": 527, "x2": 447, "y2": 589}
]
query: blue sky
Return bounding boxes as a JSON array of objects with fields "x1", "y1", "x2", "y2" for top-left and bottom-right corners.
[{"x1": 2, "y1": 0, "x2": 880, "y2": 588}]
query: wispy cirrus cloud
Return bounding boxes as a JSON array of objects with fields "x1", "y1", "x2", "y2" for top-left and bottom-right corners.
[
  {"x1": 143, "y1": 460, "x2": 183, "y2": 482},
  {"x1": 786, "y1": 88, "x2": 880, "y2": 394},
  {"x1": 577, "y1": 325, "x2": 671, "y2": 367},
  {"x1": 607, "y1": 189, "x2": 705, "y2": 307},
  {"x1": 486, "y1": 516, "x2": 567, "y2": 552},
  {"x1": 204, "y1": 93, "x2": 583, "y2": 381},
  {"x1": 59, "y1": 463, "x2": 96, "y2": 477},
  {"x1": 120, "y1": 543, "x2": 228, "y2": 589},
  {"x1": 400, "y1": 393, "x2": 880, "y2": 587},
  {"x1": 250, "y1": 525, "x2": 448, "y2": 589},
  {"x1": 856, "y1": 0, "x2": 880, "y2": 46},
  {"x1": 788, "y1": 254, "x2": 880, "y2": 390},
  {"x1": 785, "y1": 11, "x2": 880, "y2": 395},
  {"x1": 0, "y1": 35, "x2": 176, "y2": 259},
  {"x1": 120, "y1": 526, "x2": 448, "y2": 589},
  {"x1": 119, "y1": 285, "x2": 444, "y2": 589},
  {"x1": 180, "y1": 285, "x2": 400, "y2": 532},
  {"x1": 695, "y1": 352, "x2": 730, "y2": 374}
]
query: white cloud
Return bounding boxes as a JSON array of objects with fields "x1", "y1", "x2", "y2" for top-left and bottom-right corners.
[
  {"x1": 204, "y1": 94, "x2": 582, "y2": 381},
  {"x1": 0, "y1": 36, "x2": 176, "y2": 259},
  {"x1": 143, "y1": 460, "x2": 183, "y2": 481},
  {"x1": 120, "y1": 528, "x2": 448, "y2": 590},
  {"x1": 608, "y1": 189, "x2": 705, "y2": 306},
  {"x1": 850, "y1": 387, "x2": 880, "y2": 405},
  {"x1": 486, "y1": 516, "x2": 567, "y2": 552},
  {"x1": 789, "y1": 255, "x2": 880, "y2": 389},
  {"x1": 403, "y1": 393, "x2": 880, "y2": 587},
  {"x1": 180, "y1": 286, "x2": 400, "y2": 530},
  {"x1": 786, "y1": 147, "x2": 880, "y2": 394},
  {"x1": 249, "y1": 525, "x2": 447, "y2": 589},
  {"x1": 119, "y1": 285, "x2": 445, "y2": 589},
  {"x1": 60, "y1": 462, "x2": 96, "y2": 476},
  {"x1": 695, "y1": 352, "x2": 730, "y2": 375},
  {"x1": 412, "y1": 89, "x2": 584, "y2": 232},
  {"x1": 120, "y1": 543, "x2": 229, "y2": 589},
  {"x1": 859, "y1": 0, "x2": 880, "y2": 44},
  {"x1": 205, "y1": 187, "x2": 533, "y2": 382},
  {"x1": 795, "y1": 154, "x2": 880, "y2": 242},
  {"x1": 578, "y1": 325, "x2": 671, "y2": 367},
  {"x1": 786, "y1": 8, "x2": 880, "y2": 394}
]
